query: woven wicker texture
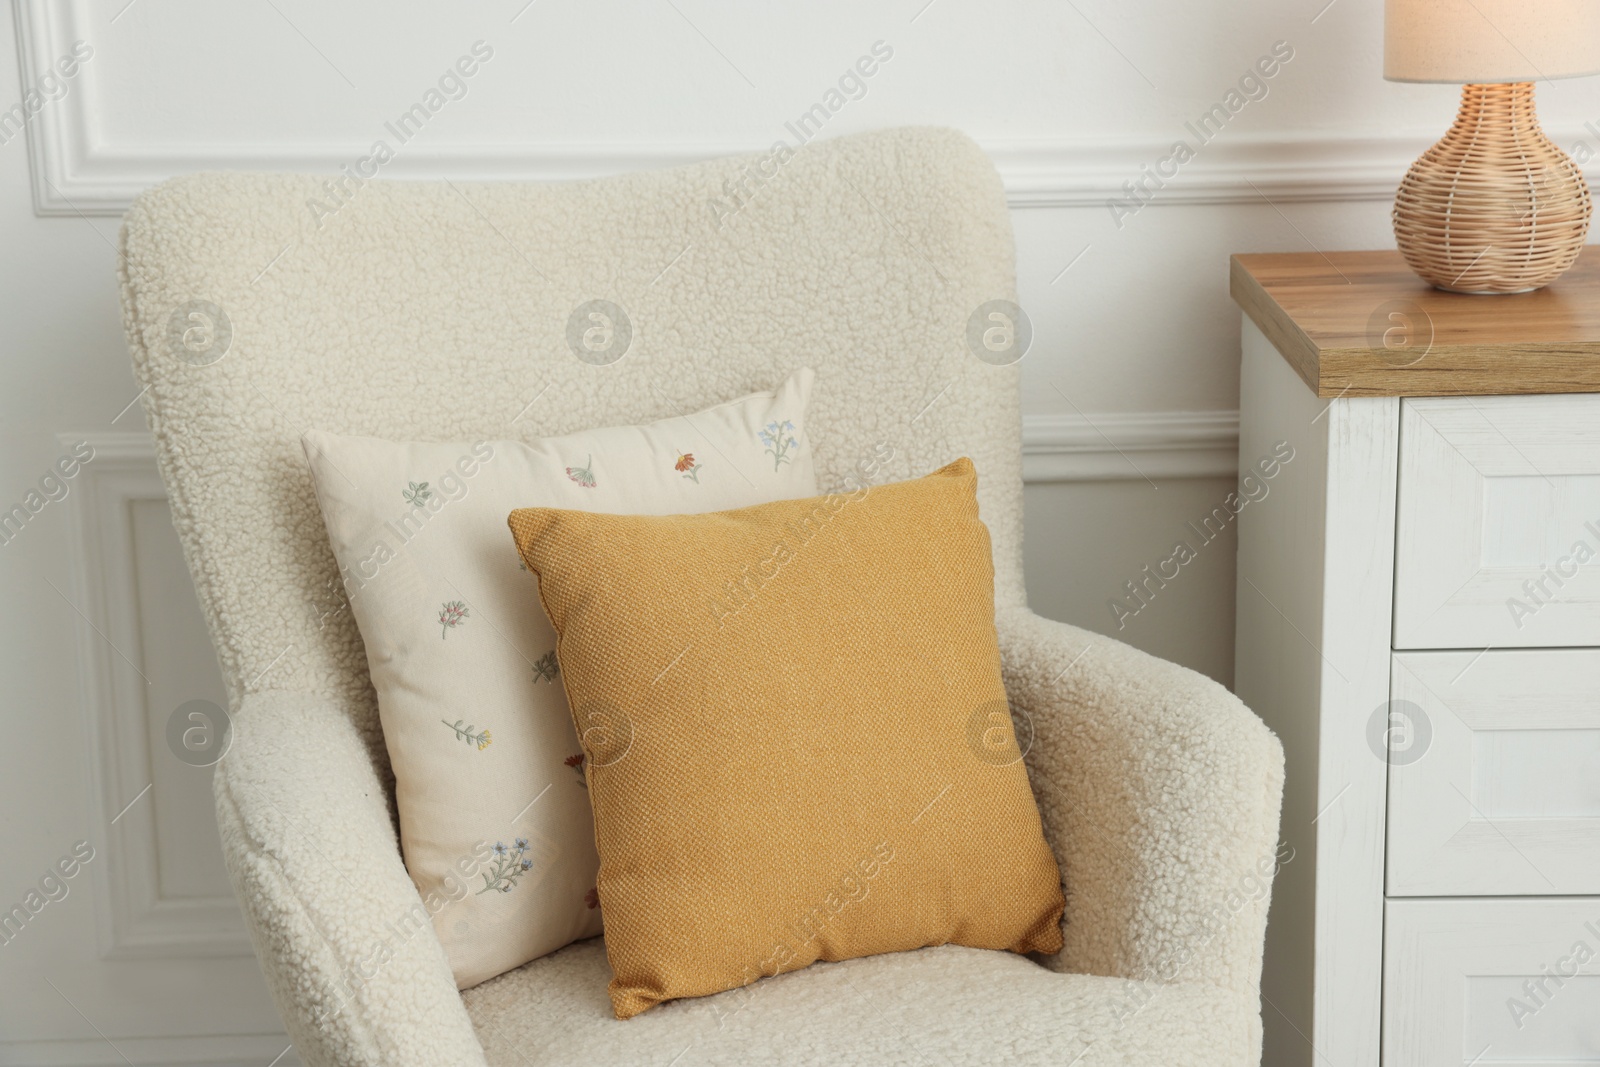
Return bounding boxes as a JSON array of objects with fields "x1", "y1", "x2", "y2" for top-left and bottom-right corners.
[
  {"x1": 1393, "y1": 82, "x2": 1591, "y2": 293},
  {"x1": 509, "y1": 459, "x2": 1064, "y2": 1019}
]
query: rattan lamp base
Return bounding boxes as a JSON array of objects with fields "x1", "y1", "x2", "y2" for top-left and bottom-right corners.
[{"x1": 1393, "y1": 82, "x2": 1592, "y2": 294}]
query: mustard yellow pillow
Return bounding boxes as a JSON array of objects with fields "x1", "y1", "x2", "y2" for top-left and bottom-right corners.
[{"x1": 508, "y1": 458, "x2": 1063, "y2": 1019}]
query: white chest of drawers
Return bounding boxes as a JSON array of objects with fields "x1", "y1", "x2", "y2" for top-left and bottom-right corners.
[{"x1": 1232, "y1": 251, "x2": 1600, "y2": 1067}]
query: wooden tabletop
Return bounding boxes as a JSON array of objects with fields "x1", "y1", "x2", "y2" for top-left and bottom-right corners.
[{"x1": 1231, "y1": 249, "x2": 1600, "y2": 397}]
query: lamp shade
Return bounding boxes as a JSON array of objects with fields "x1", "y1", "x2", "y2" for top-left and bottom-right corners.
[{"x1": 1385, "y1": 0, "x2": 1600, "y2": 82}]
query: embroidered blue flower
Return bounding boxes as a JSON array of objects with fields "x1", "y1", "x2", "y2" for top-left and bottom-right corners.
[
  {"x1": 758, "y1": 420, "x2": 798, "y2": 471},
  {"x1": 478, "y1": 838, "x2": 538, "y2": 895}
]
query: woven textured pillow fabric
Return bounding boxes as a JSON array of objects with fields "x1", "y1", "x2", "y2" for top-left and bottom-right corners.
[
  {"x1": 508, "y1": 457, "x2": 1064, "y2": 1020},
  {"x1": 303, "y1": 369, "x2": 816, "y2": 989}
]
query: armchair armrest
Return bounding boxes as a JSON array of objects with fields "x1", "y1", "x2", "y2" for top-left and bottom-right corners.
[
  {"x1": 214, "y1": 690, "x2": 486, "y2": 1067},
  {"x1": 996, "y1": 606, "x2": 1285, "y2": 995}
]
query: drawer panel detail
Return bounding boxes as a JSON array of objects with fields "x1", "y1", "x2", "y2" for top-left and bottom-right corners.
[
  {"x1": 1386, "y1": 899, "x2": 1600, "y2": 1067},
  {"x1": 1394, "y1": 395, "x2": 1600, "y2": 649},
  {"x1": 1389, "y1": 650, "x2": 1600, "y2": 896}
]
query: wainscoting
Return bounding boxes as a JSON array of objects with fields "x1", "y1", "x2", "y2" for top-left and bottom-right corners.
[
  {"x1": 1, "y1": 416, "x2": 1232, "y2": 1066},
  {"x1": 11, "y1": 0, "x2": 1600, "y2": 1062}
]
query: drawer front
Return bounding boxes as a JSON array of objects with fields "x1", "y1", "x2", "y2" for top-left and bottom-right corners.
[
  {"x1": 1388, "y1": 650, "x2": 1600, "y2": 896},
  {"x1": 1394, "y1": 395, "x2": 1600, "y2": 650},
  {"x1": 1385, "y1": 898, "x2": 1600, "y2": 1067}
]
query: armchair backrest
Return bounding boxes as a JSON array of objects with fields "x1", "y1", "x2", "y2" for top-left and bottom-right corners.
[{"x1": 119, "y1": 126, "x2": 1024, "y2": 729}]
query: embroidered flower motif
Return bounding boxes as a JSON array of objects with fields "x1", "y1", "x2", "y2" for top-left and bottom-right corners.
[
  {"x1": 584, "y1": 886, "x2": 600, "y2": 910},
  {"x1": 564, "y1": 752, "x2": 586, "y2": 787},
  {"x1": 565, "y1": 455, "x2": 597, "y2": 488},
  {"x1": 403, "y1": 481, "x2": 432, "y2": 506},
  {"x1": 478, "y1": 839, "x2": 537, "y2": 895},
  {"x1": 533, "y1": 649, "x2": 560, "y2": 683},
  {"x1": 674, "y1": 451, "x2": 702, "y2": 483},
  {"x1": 442, "y1": 719, "x2": 492, "y2": 750},
  {"x1": 758, "y1": 420, "x2": 798, "y2": 471},
  {"x1": 438, "y1": 600, "x2": 469, "y2": 638}
]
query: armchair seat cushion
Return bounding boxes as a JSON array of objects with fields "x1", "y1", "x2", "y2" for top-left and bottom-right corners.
[{"x1": 464, "y1": 939, "x2": 1258, "y2": 1066}]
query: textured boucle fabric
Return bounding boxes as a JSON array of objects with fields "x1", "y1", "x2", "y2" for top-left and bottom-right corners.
[
  {"x1": 118, "y1": 127, "x2": 1024, "y2": 718},
  {"x1": 216, "y1": 690, "x2": 485, "y2": 1064},
  {"x1": 997, "y1": 605, "x2": 1285, "y2": 997},
  {"x1": 120, "y1": 126, "x2": 1284, "y2": 1065},
  {"x1": 463, "y1": 940, "x2": 1262, "y2": 1065},
  {"x1": 509, "y1": 459, "x2": 1064, "y2": 1018}
]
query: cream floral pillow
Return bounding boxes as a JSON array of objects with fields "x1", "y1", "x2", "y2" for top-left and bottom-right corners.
[{"x1": 303, "y1": 369, "x2": 816, "y2": 988}]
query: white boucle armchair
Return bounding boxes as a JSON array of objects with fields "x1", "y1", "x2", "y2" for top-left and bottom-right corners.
[{"x1": 118, "y1": 127, "x2": 1284, "y2": 1067}]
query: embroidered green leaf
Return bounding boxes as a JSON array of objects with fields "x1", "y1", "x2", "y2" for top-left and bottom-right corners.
[{"x1": 442, "y1": 719, "x2": 491, "y2": 750}]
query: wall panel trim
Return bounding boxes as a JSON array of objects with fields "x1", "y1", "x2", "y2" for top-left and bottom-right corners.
[
  {"x1": 13, "y1": 0, "x2": 1434, "y2": 217},
  {"x1": 59, "y1": 431, "x2": 253, "y2": 959},
  {"x1": 1021, "y1": 410, "x2": 1239, "y2": 482}
]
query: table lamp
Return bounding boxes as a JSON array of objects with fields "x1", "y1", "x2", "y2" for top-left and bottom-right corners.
[{"x1": 1386, "y1": 0, "x2": 1600, "y2": 293}]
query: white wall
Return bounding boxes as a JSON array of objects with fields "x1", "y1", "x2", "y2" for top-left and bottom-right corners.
[{"x1": 6, "y1": 0, "x2": 1600, "y2": 1062}]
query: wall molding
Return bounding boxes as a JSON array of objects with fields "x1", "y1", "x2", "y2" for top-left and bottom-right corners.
[
  {"x1": 7, "y1": 0, "x2": 1437, "y2": 218},
  {"x1": 32, "y1": 412, "x2": 1221, "y2": 1046},
  {"x1": 72, "y1": 417, "x2": 1239, "y2": 516},
  {"x1": 59, "y1": 431, "x2": 253, "y2": 960},
  {"x1": 28, "y1": 132, "x2": 1426, "y2": 219},
  {"x1": 1022, "y1": 410, "x2": 1239, "y2": 483},
  {"x1": 28, "y1": 2, "x2": 1600, "y2": 218}
]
